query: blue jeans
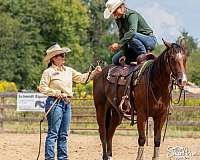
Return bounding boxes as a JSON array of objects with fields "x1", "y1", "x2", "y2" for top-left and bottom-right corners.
[
  {"x1": 45, "y1": 97, "x2": 71, "y2": 160},
  {"x1": 112, "y1": 32, "x2": 157, "y2": 65}
]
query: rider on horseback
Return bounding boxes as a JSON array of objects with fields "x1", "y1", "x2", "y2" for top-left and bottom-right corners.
[{"x1": 104, "y1": 0, "x2": 157, "y2": 65}]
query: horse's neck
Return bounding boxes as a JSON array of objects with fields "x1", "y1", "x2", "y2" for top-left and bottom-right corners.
[{"x1": 150, "y1": 51, "x2": 170, "y2": 96}]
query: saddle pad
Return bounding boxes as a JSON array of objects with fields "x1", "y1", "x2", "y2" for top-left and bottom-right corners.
[{"x1": 107, "y1": 65, "x2": 141, "y2": 78}]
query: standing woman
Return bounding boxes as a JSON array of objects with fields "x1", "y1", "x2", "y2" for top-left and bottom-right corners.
[{"x1": 38, "y1": 43, "x2": 101, "y2": 160}]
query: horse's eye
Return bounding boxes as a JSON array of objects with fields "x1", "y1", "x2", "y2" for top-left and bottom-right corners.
[{"x1": 170, "y1": 57, "x2": 176, "y2": 64}]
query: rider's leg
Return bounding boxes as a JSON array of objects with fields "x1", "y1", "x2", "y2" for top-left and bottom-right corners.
[
  {"x1": 133, "y1": 32, "x2": 157, "y2": 51},
  {"x1": 128, "y1": 38, "x2": 147, "y2": 55},
  {"x1": 127, "y1": 33, "x2": 157, "y2": 64},
  {"x1": 112, "y1": 50, "x2": 126, "y2": 65}
]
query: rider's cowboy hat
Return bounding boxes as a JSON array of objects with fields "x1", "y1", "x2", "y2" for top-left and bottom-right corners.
[
  {"x1": 104, "y1": 0, "x2": 124, "y2": 19},
  {"x1": 43, "y1": 43, "x2": 71, "y2": 64}
]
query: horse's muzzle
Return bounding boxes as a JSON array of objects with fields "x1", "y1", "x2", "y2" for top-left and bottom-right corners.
[{"x1": 177, "y1": 73, "x2": 187, "y2": 87}]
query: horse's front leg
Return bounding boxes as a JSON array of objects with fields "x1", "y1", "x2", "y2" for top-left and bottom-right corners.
[
  {"x1": 136, "y1": 115, "x2": 146, "y2": 160},
  {"x1": 152, "y1": 115, "x2": 167, "y2": 160}
]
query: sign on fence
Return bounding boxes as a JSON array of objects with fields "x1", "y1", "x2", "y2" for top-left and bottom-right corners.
[{"x1": 17, "y1": 92, "x2": 47, "y2": 112}]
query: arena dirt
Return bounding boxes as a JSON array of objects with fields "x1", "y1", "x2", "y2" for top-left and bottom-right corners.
[{"x1": 0, "y1": 133, "x2": 199, "y2": 160}]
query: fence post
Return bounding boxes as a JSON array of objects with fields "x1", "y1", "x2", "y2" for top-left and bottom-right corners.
[{"x1": 0, "y1": 97, "x2": 4, "y2": 130}]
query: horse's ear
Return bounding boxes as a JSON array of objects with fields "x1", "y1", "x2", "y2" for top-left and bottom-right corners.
[
  {"x1": 179, "y1": 38, "x2": 189, "y2": 56},
  {"x1": 179, "y1": 38, "x2": 187, "y2": 50},
  {"x1": 162, "y1": 38, "x2": 172, "y2": 48}
]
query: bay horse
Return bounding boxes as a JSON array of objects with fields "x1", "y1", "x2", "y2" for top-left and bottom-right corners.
[{"x1": 93, "y1": 39, "x2": 187, "y2": 160}]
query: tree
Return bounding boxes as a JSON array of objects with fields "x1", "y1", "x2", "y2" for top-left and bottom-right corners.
[
  {"x1": 187, "y1": 51, "x2": 200, "y2": 86},
  {"x1": 0, "y1": 0, "x2": 91, "y2": 89},
  {"x1": 177, "y1": 31, "x2": 199, "y2": 56},
  {"x1": 82, "y1": 0, "x2": 118, "y2": 65}
]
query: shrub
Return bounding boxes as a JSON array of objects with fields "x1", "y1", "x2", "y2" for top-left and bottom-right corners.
[
  {"x1": 73, "y1": 81, "x2": 93, "y2": 98},
  {"x1": 0, "y1": 81, "x2": 17, "y2": 92}
]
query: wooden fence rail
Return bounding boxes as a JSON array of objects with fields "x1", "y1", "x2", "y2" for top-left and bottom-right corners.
[{"x1": 0, "y1": 92, "x2": 200, "y2": 132}]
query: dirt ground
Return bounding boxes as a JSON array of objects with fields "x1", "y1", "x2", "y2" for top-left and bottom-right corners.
[{"x1": 0, "y1": 133, "x2": 200, "y2": 160}]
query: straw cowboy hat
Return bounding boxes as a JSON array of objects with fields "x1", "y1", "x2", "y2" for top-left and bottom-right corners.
[
  {"x1": 43, "y1": 43, "x2": 71, "y2": 64},
  {"x1": 104, "y1": 0, "x2": 125, "y2": 19}
]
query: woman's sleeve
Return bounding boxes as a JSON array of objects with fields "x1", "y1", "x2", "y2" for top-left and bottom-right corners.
[
  {"x1": 71, "y1": 68, "x2": 90, "y2": 84},
  {"x1": 38, "y1": 70, "x2": 61, "y2": 97}
]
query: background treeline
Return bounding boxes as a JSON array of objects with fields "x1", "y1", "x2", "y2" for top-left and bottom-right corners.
[{"x1": 0, "y1": 0, "x2": 199, "y2": 90}]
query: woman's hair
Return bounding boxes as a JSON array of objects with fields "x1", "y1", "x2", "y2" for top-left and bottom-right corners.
[
  {"x1": 47, "y1": 59, "x2": 54, "y2": 68},
  {"x1": 47, "y1": 62, "x2": 52, "y2": 68}
]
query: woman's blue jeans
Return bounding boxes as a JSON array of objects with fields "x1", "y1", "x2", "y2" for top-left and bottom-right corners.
[
  {"x1": 112, "y1": 32, "x2": 157, "y2": 65},
  {"x1": 45, "y1": 97, "x2": 71, "y2": 160}
]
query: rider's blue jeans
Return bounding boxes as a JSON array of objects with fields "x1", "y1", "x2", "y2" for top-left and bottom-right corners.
[
  {"x1": 45, "y1": 97, "x2": 71, "y2": 160},
  {"x1": 112, "y1": 32, "x2": 157, "y2": 65}
]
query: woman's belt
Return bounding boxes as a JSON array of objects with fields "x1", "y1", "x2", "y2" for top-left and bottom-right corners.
[{"x1": 49, "y1": 96, "x2": 71, "y2": 104}]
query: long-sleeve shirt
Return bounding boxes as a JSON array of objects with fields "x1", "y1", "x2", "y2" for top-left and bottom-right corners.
[
  {"x1": 116, "y1": 9, "x2": 153, "y2": 46},
  {"x1": 38, "y1": 64, "x2": 94, "y2": 97}
]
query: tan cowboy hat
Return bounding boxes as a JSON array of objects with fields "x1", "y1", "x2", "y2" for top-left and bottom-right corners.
[
  {"x1": 104, "y1": 0, "x2": 125, "y2": 19},
  {"x1": 43, "y1": 43, "x2": 71, "y2": 64}
]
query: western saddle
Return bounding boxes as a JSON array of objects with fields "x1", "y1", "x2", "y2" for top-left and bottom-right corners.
[{"x1": 106, "y1": 54, "x2": 155, "y2": 125}]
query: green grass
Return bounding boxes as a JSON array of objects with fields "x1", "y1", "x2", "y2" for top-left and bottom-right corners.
[{"x1": 172, "y1": 99, "x2": 200, "y2": 106}]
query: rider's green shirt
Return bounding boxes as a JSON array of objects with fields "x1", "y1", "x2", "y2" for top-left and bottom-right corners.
[{"x1": 116, "y1": 9, "x2": 153, "y2": 46}]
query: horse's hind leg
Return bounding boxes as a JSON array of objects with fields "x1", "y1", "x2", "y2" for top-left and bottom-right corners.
[
  {"x1": 152, "y1": 115, "x2": 167, "y2": 160},
  {"x1": 95, "y1": 99, "x2": 110, "y2": 160},
  {"x1": 136, "y1": 115, "x2": 146, "y2": 160},
  {"x1": 106, "y1": 108, "x2": 122, "y2": 160}
]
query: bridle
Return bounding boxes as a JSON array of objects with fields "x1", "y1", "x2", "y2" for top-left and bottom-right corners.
[
  {"x1": 165, "y1": 46, "x2": 186, "y2": 102},
  {"x1": 165, "y1": 46, "x2": 182, "y2": 80}
]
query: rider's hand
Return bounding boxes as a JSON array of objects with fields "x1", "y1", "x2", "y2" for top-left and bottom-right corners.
[{"x1": 110, "y1": 43, "x2": 120, "y2": 53}]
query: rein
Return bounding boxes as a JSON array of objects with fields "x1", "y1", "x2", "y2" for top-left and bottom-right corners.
[
  {"x1": 85, "y1": 60, "x2": 104, "y2": 84},
  {"x1": 172, "y1": 85, "x2": 185, "y2": 105},
  {"x1": 84, "y1": 65, "x2": 95, "y2": 84}
]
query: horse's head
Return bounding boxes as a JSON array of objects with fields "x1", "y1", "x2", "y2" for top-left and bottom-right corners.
[{"x1": 163, "y1": 39, "x2": 188, "y2": 88}]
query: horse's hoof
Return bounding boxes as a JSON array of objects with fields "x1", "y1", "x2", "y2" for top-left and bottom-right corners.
[
  {"x1": 108, "y1": 157, "x2": 112, "y2": 160},
  {"x1": 152, "y1": 157, "x2": 159, "y2": 160},
  {"x1": 136, "y1": 158, "x2": 143, "y2": 160},
  {"x1": 103, "y1": 157, "x2": 112, "y2": 160}
]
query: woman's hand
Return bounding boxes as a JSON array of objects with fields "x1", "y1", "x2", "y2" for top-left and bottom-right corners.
[
  {"x1": 58, "y1": 93, "x2": 68, "y2": 99},
  {"x1": 94, "y1": 66, "x2": 102, "y2": 73},
  {"x1": 110, "y1": 43, "x2": 120, "y2": 53},
  {"x1": 90, "y1": 66, "x2": 102, "y2": 80}
]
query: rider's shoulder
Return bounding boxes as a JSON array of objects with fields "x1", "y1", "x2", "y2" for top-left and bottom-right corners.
[{"x1": 126, "y1": 9, "x2": 138, "y2": 15}]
